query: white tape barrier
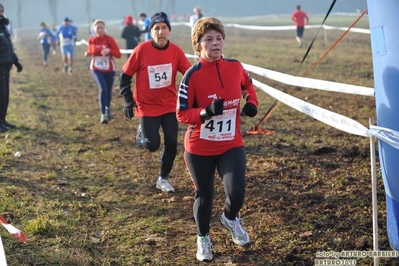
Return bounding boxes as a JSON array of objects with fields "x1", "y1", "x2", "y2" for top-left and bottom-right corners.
[
  {"x1": 242, "y1": 63, "x2": 374, "y2": 96},
  {"x1": 252, "y1": 78, "x2": 369, "y2": 137},
  {"x1": 75, "y1": 39, "x2": 134, "y2": 54},
  {"x1": 185, "y1": 54, "x2": 198, "y2": 59},
  {"x1": 120, "y1": 49, "x2": 133, "y2": 54},
  {"x1": 225, "y1": 24, "x2": 299, "y2": 31},
  {"x1": 252, "y1": 78, "x2": 399, "y2": 150},
  {"x1": 170, "y1": 21, "x2": 370, "y2": 34},
  {"x1": 322, "y1": 24, "x2": 370, "y2": 34},
  {"x1": 74, "y1": 39, "x2": 88, "y2": 46},
  {"x1": 0, "y1": 236, "x2": 6, "y2": 266},
  {"x1": 368, "y1": 126, "x2": 399, "y2": 150}
]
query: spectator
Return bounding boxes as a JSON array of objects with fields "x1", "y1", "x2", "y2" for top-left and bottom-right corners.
[
  {"x1": 121, "y1": 15, "x2": 141, "y2": 58},
  {"x1": 189, "y1": 6, "x2": 203, "y2": 62},
  {"x1": 0, "y1": 3, "x2": 23, "y2": 132},
  {"x1": 189, "y1": 6, "x2": 203, "y2": 29},
  {"x1": 139, "y1": 12, "x2": 151, "y2": 41}
]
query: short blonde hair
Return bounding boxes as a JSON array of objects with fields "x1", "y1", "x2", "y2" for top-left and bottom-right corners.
[
  {"x1": 92, "y1": 19, "x2": 105, "y2": 27},
  {"x1": 191, "y1": 17, "x2": 225, "y2": 54}
]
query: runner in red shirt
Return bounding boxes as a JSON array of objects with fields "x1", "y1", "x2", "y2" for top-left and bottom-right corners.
[
  {"x1": 291, "y1": 5, "x2": 309, "y2": 47},
  {"x1": 120, "y1": 12, "x2": 191, "y2": 193},
  {"x1": 85, "y1": 20, "x2": 122, "y2": 124},
  {"x1": 176, "y1": 17, "x2": 258, "y2": 262}
]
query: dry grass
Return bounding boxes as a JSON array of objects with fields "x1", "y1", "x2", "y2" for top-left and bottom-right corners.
[{"x1": 1, "y1": 15, "x2": 396, "y2": 265}]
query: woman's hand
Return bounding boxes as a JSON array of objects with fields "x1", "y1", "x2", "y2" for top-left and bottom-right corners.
[{"x1": 101, "y1": 48, "x2": 110, "y2": 56}]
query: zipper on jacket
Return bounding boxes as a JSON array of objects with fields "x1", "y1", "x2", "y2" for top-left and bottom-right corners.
[{"x1": 216, "y1": 60, "x2": 224, "y2": 88}]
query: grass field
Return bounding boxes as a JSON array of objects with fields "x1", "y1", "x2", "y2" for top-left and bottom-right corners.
[{"x1": 1, "y1": 14, "x2": 396, "y2": 265}]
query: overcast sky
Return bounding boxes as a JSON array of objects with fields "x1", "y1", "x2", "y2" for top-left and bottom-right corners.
[{"x1": 2, "y1": 0, "x2": 367, "y2": 28}]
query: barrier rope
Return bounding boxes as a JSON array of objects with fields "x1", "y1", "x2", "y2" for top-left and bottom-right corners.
[{"x1": 247, "y1": 3, "x2": 370, "y2": 135}]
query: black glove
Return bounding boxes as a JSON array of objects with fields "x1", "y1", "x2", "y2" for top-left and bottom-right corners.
[
  {"x1": 242, "y1": 103, "x2": 257, "y2": 117},
  {"x1": 124, "y1": 101, "x2": 136, "y2": 119},
  {"x1": 205, "y1": 98, "x2": 224, "y2": 116},
  {"x1": 0, "y1": 16, "x2": 9, "y2": 26},
  {"x1": 14, "y1": 61, "x2": 23, "y2": 72}
]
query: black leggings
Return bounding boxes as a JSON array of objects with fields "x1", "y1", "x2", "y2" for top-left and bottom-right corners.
[
  {"x1": 184, "y1": 146, "x2": 247, "y2": 236},
  {"x1": 0, "y1": 66, "x2": 10, "y2": 122},
  {"x1": 139, "y1": 112, "x2": 178, "y2": 178}
]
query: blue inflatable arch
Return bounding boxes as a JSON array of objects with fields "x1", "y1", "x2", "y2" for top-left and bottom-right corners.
[{"x1": 367, "y1": 0, "x2": 399, "y2": 250}]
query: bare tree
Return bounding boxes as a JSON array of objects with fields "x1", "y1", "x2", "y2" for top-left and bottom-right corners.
[
  {"x1": 168, "y1": 0, "x2": 176, "y2": 16},
  {"x1": 155, "y1": 0, "x2": 162, "y2": 11},
  {"x1": 17, "y1": 0, "x2": 22, "y2": 28},
  {"x1": 149, "y1": 0, "x2": 176, "y2": 17},
  {"x1": 130, "y1": 0, "x2": 137, "y2": 17},
  {"x1": 48, "y1": 0, "x2": 58, "y2": 25},
  {"x1": 86, "y1": 0, "x2": 91, "y2": 23}
]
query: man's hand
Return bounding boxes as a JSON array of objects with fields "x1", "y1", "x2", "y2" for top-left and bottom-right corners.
[
  {"x1": 124, "y1": 101, "x2": 136, "y2": 119},
  {"x1": 14, "y1": 61, "x2": 23, "y2": 72}
]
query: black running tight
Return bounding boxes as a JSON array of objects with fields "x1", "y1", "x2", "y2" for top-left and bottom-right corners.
[
  {"x1": 184, "y1": 146, "x2": 246, "y2": 235},
  {"x1": 139, "y1": 112, "x2": 178, "y2": 178}
]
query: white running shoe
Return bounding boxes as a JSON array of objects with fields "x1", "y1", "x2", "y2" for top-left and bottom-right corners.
[
  {"x1": 196, "y1": 234, "x2": 213, "y2": 262},
  {"x1": 156, "y1": 177, "x2": 175, "y2": 193},
  {"x1": 100, "y1": 114, "x2": 108, "y2": 124},
  {"x1": 220, "y1": 212, "x2": 250, "y2": 246}
]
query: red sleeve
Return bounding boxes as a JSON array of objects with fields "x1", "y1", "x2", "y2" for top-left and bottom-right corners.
[
  {"x1": 87, "y1": 37, "x2": 96, "y2": 55},
  {"x1": 122, "y1": 47, "x2": 139, "y2": 76},
  {"x1": 176, "y1": 68, "x2": 204, "y2": 125},
  {"x1": 176, "y1": 109, "x2": 204, "y2": 125},
  {"x1": 107, "y1": 35, "x2": 122, "y2": 59},
  {"x1": 241, "y1": 68, "x2": 258, "y2": 106},
  {"x1": 176, "y1": 83, "x2": 204, "y2": 125}
]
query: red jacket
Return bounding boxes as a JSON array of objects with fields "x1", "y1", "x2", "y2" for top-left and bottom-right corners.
[
  {"x1": 177, "y1": 57, "x2": 258, "y2": 156},
  {"x1": 87, "y1": 34, "x2": 121, "y2": 72},
  {"x1": 122, "y1": 41, "x2": 191, "y2": 117}
]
